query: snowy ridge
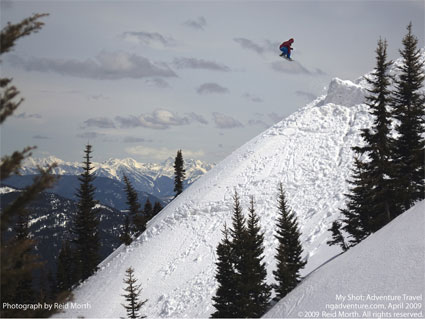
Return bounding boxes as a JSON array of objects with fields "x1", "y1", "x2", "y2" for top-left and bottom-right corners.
[
  {"x1": 22, "y1": 156, "x2": 212, "y2": 181},
  {"x1": 55, "y1": 54, "x2": 424, "y2": 318},
  {"x1": 20, "y1": 156, "x2": 214, "y2": 198},
  {"x1": 264, "y1": 200, "x2": 425, "y2": 318}
]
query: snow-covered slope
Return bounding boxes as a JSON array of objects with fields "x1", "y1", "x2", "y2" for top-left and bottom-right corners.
[
  {"x1": 55, "y1": 55, "x2": 423, "y2": 318},
  {"x1": 21, "y1": 156, "x2": 214, "y2": 198},
  {"x1": 265, "y1": 200, "x2": 425, "y2": 318},
  {"x1": 55, "y1": 79, "x2": 371, "y2": 318}
]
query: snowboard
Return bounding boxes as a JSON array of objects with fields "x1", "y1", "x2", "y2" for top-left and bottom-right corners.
[{"x1": 280, "y1": 54, "x2": 293, "y2": 61}]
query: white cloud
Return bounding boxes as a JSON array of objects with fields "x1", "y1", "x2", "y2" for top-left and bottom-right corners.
[
  {"x1": 115, "y1": 109, "x2": 207, "y2": 130},
  {"x1": 183, "y1": 16, "x2": 207, "y2": 30},
  {"x1": 82, "y1": 117, "x2": 116, "y2": 129},
  {"x1": 234, "y1": 38, "x2": 279, "y2": 55},
  {"x1": 197, "y1": 83, "x2": 229, "y2": 95},
  {"x1": 121, "y1": 31, "x2": 177, "y2": 47},
  {"x1": 7, "y1": 51, "x2": 177, "y2": 80},
  {"x1": 173, "y1": 57, "x2": 230, "y2": 72},
  {"x1": 212, "y1": 112, "x2": 243, "y2": 129},
  {"x1": 271, "y1": 60, "x2": 326, "y2": 76}
]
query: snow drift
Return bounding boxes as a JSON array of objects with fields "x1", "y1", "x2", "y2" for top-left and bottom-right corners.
[
  {"x1": 54, "y1": 55, "x2": 422, "y2": 318},
  {"x1": 264, "y1": 200, "x2": 425, "y2": 318}
]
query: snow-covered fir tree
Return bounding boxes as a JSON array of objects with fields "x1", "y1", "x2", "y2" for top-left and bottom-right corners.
[
  {"x1": 326, "y1": 220, "x2": 348, "y2": 251},
  {"x1": 211, "y1": 225, "x2": 238, "y2": 318},
  {"x1": 120, "y1": 215, "x2": 133, "y2": 246},
  {"x1": 212, "y1": 192, "x2": 271, "y2": 318},
  {"x1": 123, "y1": 174, "x2": 146, "y2": 237},
  {"x1": 173, "y1": 149, "x2": 186, "y2": 197},
  {"x1": 273, "y1": 183, "x2": 306, "y2": 299},
  {"x1": 391, "y1": 22, "x2": 425, "y2": 212},
  {"x1": 340, "y1": 38, "x2": 395, "y2": 246},
  {"x1": 244, "y1": 196, "x2": 271, "y2": 317},
  {"x1": 121, "y1": 267, "x2": 147, "y2": 319},
  {"x1": 72, "y1": 144, "x2": 100, "y2": 281}
]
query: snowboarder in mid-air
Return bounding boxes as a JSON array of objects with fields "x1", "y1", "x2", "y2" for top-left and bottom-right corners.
[{"x1": 279, "y1": 38, "x2": 294, "y2": 61}]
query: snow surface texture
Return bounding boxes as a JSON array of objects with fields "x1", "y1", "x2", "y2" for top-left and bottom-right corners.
[
  {"x1": 55, "y1": 55, "x2": 424, "y2": 318},
  {"x1": 265, "y1": 200, "x2": 425, "y2": 318}
]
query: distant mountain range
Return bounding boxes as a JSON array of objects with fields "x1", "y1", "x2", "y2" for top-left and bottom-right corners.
[
  {"x1": 19, "y1": 156, "x2": 214, "y2": 200},
  {"x1": 3, "y1": 174, "x2": 163, "y2": 211}
]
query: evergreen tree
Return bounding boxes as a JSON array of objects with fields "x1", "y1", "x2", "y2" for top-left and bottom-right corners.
[
  {"x1": 391, "y1": 22, "x2": 425, "y2": 212},
  {"x1": 0, "y1": 13, "x2": 48, "y2": 124},
  {"x1": 211, "y1": 225, "x2": 238, "y2": 318},
  {"x1": 173, "y1": 149, "x2": 186, "y2": 197},
  {"x1": 121, "y1": 267, "x2": 147, "y2": 319},
  {"x1": 56, "y1": 240, "x2": 75, "y2": 292},
  {"x1": 358, "y1": 38, "x2": 396, "y2": 225},
  {"x1": 152, "y1": 201, "x2": 163, "y2": 218},
  {"x1": 244, "y1": 196, "x2": 271, "y2": 317},
  {"x1": 339, "y1": 158, "x2": 373, "y2": 246},
  {"x1": 123, "y1": 175, "x2": 146, "y2": 236},
  {"x1": 143, "y1": 198, "x2": 153, "y2": 220},
  {"x1": 212, "y1": 193, "x2": 272, "y2": 317},
  {"x1": 72, "y1": 144, "x2": 100, "y2": 281},
  {"x1": 228, "y1": 191, "x2": 250, "y2": 317},
  {"x1": 273, "y1": 183, "x2": 306, "y2": 300},
  {"x1": 339, "y1": 39, "x2": 396, "y2": 247},
  {"x1": 120, "y1": 215, "x2": 133, "y2": 246},
  {"x1": 326, "y1": 220, "x2": 348, "y2": 251},
  {"x1": 0, "y1": 13, "x2": 59, "y2": 318}
]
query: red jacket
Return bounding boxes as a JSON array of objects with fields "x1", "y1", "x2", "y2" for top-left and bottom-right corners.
[{"x1": 280, "y1": 38, "x2": 294, "y2": 52}]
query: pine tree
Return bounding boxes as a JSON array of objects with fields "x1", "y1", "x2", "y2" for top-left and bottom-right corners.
[
  {"x1": 212, "y1": 193, "x2": 272, "y2": 317},
  {"x1": 273, "y1": 183, "x2": 306, "y2": 300},
  {"x1": 339, "y1": 158, "x2": 373, "y2": 246},
  {"x1": 0, "y1": 13, "x2": 59, "y2": 318},
  {"x1": 228, "y1": 191, "x2": 250, "y2": 317},
  {"x1": 173, "y1": 149, "x2": 186, "y2": 197},
  {"x1": 326, "y1": 220, "x2": 348, "y2": 251},
  {"x1": 143, "y1": 198, "x2": 153, "y2": 220},
  {"x1": 1, "y1": 13, "x2": 48, "y2": 124},
  {"x1": 123, "y1": 175, "x2": 146, "y2": 236},
  {"x1": 56, "y1": 240, "x2": 75, "y2": 292},
  {"x1": 72, "y1": 144, "x2": 100, "y2": 281},
  {"x1": 211, "y1": 225, "x2": 238, "y2": 318},
  {"x1": 244, "y1": 196, "x2": 271, "y2": 317},
  {"x1": 358, "y1": 38, "x2": 396, "y2": 225},
  {"x1": 338, "y1": 39, "x2": 397, "y2": 247},
  {"x1": 120, "y1": 215, "x2": 133, "y2": 246},
  {"x1": 121, "y1": 267, "x2": 147, "y2": 319},
  {"x1": 391, "y1": 22, "x2": 425, "y2": 212}
]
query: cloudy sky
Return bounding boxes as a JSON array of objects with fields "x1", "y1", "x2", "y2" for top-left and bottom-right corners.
[{"x1": 1, "y1": 0, "x2": 423, "y2": 163}]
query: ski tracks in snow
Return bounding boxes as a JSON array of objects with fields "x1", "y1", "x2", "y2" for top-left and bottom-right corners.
[{"x1": 55, "y1": 77, "x2": 376, "y2": 318}]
